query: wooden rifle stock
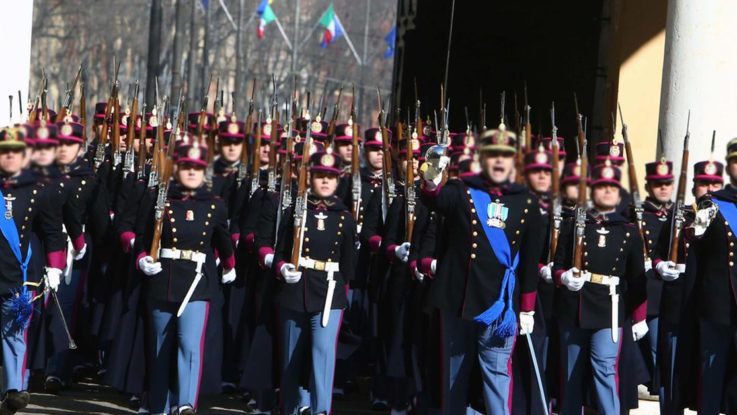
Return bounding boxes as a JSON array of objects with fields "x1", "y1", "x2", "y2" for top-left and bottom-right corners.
[
  {"x1": 350, "y1": 111, "x2": 361, "y2": 221},
  {"x1": 573, "y1": 110, "x2": 588, "y2": 271},
  {"x1": 290, "y1": 127, "x2": 312, "y2": 267},
  {"x1": 405, "y1": 124, "x2": 416, "y2": 242},
  {"x1": 251, "y1": 110, "x2": 263, "y2": 195},
  {"x1": 549, "y1": 106, "x2": 561, "y2": 262},
  {"x1": 669, "y1": 133, "x2": 690, "y2": 263}
]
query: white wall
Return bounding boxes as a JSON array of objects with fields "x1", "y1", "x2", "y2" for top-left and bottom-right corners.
[{"x1": 0, "y1": 1, "x2": 34, "y2": 126}]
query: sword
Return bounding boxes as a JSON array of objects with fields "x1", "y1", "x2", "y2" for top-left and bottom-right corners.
[
  {"x1": 525, "y1": 333, "x2": 548, "y2": 415},
  {"x1": 177, "y1": 261, "x2": 204, "y2": 317},
  {"x1": 610, "y1": 283, "x2": 619, "y2": 342},
  {"x1": 322, "y1": 271, "x2": 337, "y2": 327},
  {"x1": 51, "y1": 290, "x2": 77, "y2": 350}
]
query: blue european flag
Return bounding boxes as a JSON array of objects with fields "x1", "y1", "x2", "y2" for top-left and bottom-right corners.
[{"x1": 384, "y1": 26, "x2": 396, "y2": 59}]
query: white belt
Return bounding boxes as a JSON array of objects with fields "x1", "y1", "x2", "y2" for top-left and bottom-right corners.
[
  {"x1": 160, "y1": 249, "x2": 207, "y2": 318},
  {"x1": 298, "y1": 257, "x2": 339, "y2": 327},
  {"x1": 582, "y1": 271, "x2": 620, "y2": 342},
  {"x1": 582, "y1": 272, "x2": 620, "y2": 286},
  {"x1": 160, "y1": 248, "x2": 207, "y2": 264},
  {"x1": 298, "y1": 257, "x2": 340, "y2": 273}
]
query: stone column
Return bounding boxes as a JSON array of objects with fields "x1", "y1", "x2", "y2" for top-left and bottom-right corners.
[
  {"x1": 658, "y1": 0, "x2": 737, "y2": 188},
  {"x1": 0, "y1": 1, "x2": 34, "y2": 126}
]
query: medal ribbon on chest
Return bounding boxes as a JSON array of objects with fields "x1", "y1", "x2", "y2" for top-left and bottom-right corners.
[
  {"x1": 3, "y1": 195, "x2": 15, "y2": 220},
  {"x1": 486, "y1": 202, "x2": 509, "y2": 229}
]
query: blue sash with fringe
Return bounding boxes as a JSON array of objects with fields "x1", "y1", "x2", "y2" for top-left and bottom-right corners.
[
  {"x1": 713, "y1": 197, "x2": 737, "y2": 236},
  {"x1": 0, "y1": 189, "x2": 33, "y2": 328},
  {"x1": 468, "y1": 187, "x2": 519, "y2": 337}
]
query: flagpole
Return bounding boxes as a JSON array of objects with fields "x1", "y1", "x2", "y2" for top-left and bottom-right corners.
[
  {"x1": 336, "y1": 15, "x2": 362, "y2": 65},
  {"x1": 217, "y1": 0, "x2": 237, "y2": 30},
  {"x1": 273, "y1": 15, "x2": 294, "y2": 50}
]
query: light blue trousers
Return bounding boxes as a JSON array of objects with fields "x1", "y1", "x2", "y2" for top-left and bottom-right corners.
[
  {"x1": 1, "y1": 296, "x2": 32, "y2": 393},
  {"x1": 441, "y1": 312, "x2": 516, "y2": 415},
  {"x1": 559, "y1": 324, "x2": 622, "y2": 415},
  {"x1": 280, "y1": 307, "x2": 342, "y2": 415},
  {"x1": 149, "y1": 300, "x2": 209, "y2": 414}
]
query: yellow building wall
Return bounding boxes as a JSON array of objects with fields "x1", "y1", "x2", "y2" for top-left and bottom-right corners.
[{"x1": 612, "y1": 0, "x2": 668, "y2": 194}]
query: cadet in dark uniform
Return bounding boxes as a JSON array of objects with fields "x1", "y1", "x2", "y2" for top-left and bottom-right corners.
[
  {"x1": 0, "y1": 126, "x2": 66, "y2": 414},
  {"x1": 421, "y1": 126, "x2": 544, "y2": 415},
  {"x1": 682, "y1": 139, "x2": 737, "y2": 415},
  {"x1": 653, "y1": 159, "x2": 723, "y2": 415},
  {"x1": 137, "y1": 140, "x2": 235, "y2": 415},
  {"x1": 272, "y1": 150, "x2": 357, "y2": 415},
  {"x1": 638, "y1": 157, "x2": 675, "y2": 391},
  {"x1": 553, "y1": 159, "x2": 648, "y2": 415}
]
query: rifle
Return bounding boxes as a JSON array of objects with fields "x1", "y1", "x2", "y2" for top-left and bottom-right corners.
[
  {"x1": 573, "y1": 96, "x2": 588, "y2": 273},
  {"x1": 41, "y1": 70, "x2": 48, "y2": 121},
  {"x1": 268, "y1": 76, "x2": 279, "y2": 193},
  {"x1": 136, "y1": 104, "x2": 148, "y2": 180},
  {"x1": 148, "y1": 94, "x2": 167, "y2": 189},
  {"x1": 377, "y1": 89, "x2": 396, "y2": 220},
  {"x1": 276, "y1": 99, "x2": 296, "y2": 244},
  {"x1": 405, "y1": 120, "x2": 416, "y2": 243},
  {"x1": 149, "y1": 94, "x2": 182, "y2": 262},
  {"x1": 197, "y1": 74, "x2": 212, "y2": 139},
  {"x1": 94, "y1": 60, "x2": 120, "y2": 170},
  {"x1": 350, "y1": 85, "x2": 361, "y2": 222},
  {"x1": 290, "y1": 116, "x2": 313, "y2": 268},
  {"x1": 124, "y1": 82, "x2": 139, "y2": 174},
  {"x1": 238, "y1": 80, "x2": 257, "y2": 186},
  {"x1": 250, "y1": 109, "x2": 264, "y2": 195},
  {"x1": 549, "y1": 103, "x2": 561, "y2": 262},
  {"x1": 80, "y1": 79, "x2": 87, "y2": 150},
  {"x1": 56, "y1": 65, "x2": 82, "y2": 123},
  {"x1": 326, "y1": 86, "x2": 343, "y2": 148},
  {"x1": 668, "y1": 112, "x2": 690, "y2": 266},
  {"x1": 619, "y1": 104, "x2": 650, "y2": 264}
]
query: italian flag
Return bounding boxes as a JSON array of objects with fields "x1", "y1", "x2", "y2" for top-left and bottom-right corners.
[
  {"x1": 318, "y1": 4, "x2": 344, "y2": 48},
  {"x1": 257, "y1": 0, "x2": 276, "y2": 39}
]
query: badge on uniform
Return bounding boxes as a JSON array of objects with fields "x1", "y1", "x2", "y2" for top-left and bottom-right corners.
[
  {"x1": 596, "y1": 227, "x2": 609, "y2": 247},
  {"x1": 186, "y1": 210, "x2": 194, "y2": 221},
  {"x1": 315, "y1": 212, "x2": 328, "y2": 231},
  {"x1": 3, "y1": 195, "x2": 14, "y2": 220},
  {"x1": 486, "y1": 202, "x2": 508, "y2": 229}
]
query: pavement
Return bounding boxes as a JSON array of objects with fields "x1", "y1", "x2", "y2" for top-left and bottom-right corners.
[{"x1": 13, "y1": 380, "x2": 697, "y2": 414}]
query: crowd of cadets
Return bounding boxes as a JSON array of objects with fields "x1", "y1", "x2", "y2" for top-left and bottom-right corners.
[{"x1": 0, "y1": 98, "x2": 736, "y2": 415}]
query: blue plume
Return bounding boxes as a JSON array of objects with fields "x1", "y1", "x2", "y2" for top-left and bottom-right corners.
[{"x1": 9, "y1": 290, "x2": 33, "y2": 331}]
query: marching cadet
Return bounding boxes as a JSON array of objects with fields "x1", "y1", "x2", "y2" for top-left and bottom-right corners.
[
  {"x1": 272, "y1": 150, "x2": 357, "y2": 415},
  {"x1": 594, "y1": 140, "x2": 633, "y2": 218},
  {"x1": 513, "y1": 144, "x2": 554, "y2": 415},
  {"x1": 638, "y1": 156, "x2": 674, "y2": 388},
  {"x1": 136, "y1": 139, "x2": 236, "y2": 415},
  {"x1": 653, "y1": 158, "x2": 723, "y2": 414},
  {"x1": 43, "y1": 118, "x2": 99, "y2": 393},
  {"x1": 212, "y1": 117, "x2": 245, "y2": 205},
  {"x1": 561, "y1": 160, "x2": 586, "y2": 216},
  {"x1": 553, "y1": 159, "x2": 648, "y2": 415},
  {"x1": 0, "y1": 126, "x2": 66, "y2": 414},
  {"x1": 679, "y1": 139, "x2": 737, "y2": 415},
  {"x1": 421, "y1": 126, "x2": 544, "y2": 415}
]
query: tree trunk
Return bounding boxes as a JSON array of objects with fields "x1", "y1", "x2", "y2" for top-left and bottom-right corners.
[
  {"x1": 170, "y1": 0, "x2": 185, "y2": 102},
  {"x1": 145, "y1": 0, "x2": 163, "y2": 106}
]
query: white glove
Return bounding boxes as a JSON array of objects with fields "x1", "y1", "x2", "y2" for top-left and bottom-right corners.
[
  {"x1": 138, "y1": 255, "x2": 162, "y2": 276},
  {"x1": 430, "y1": 259, "x2": 437, "y2": 275},
  {"x1": 72, "y1": 243, "x2": 87, "y2": 261},
  {"x1": 539, "y1": 262, "x2": 553, "y2": 284},
  {"x1": 422, "y1": 156, "x2": 450, "y2": 189},
  {"x1": 632, "y1": 320, "x2": 649, "y2": 341},
  {"x1": 692, "y1": 204, "x2": 718, "y2": 236},
  {"x1": 221, "y1": 268, "x2": 236, "y2": 284},
  {"x1": 519, "y1": 311, "x2": 535, "y2": 335},
  {"x1": 129, "y1": 238, "x2": 135, "y2": 250},
  {"x1": 413, "y1": 266, "x2": 425, "y2": 282},
  {"x1": 656, "y1": 260, "x2": 681, "y2": 282},
  {"x1": 561, "y1": 267, "x2": 585, "y2": 291},
  {"x1": 280, "y1": 263, "x2": 302, "y2": 284},
  {"x1": 45, "y1": 267, "x2": 62, "y2": 292},
  {"x1": 394, "y1": 242, "x2": 411, "y2": 263},
  {"x1": 264, "y1": 253, "x2": 274, "y2": 268}
]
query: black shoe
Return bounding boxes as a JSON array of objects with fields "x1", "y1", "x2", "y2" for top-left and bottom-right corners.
[
  {"x1": 44, "y1": 376, "x2": 64, "y2": 394},
  {"x1": 0, "y1": 390, "x2": 30, "y2": 414},
  {"x1": 178, "y1": 404, "x2": 196, "y2": 415}
]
